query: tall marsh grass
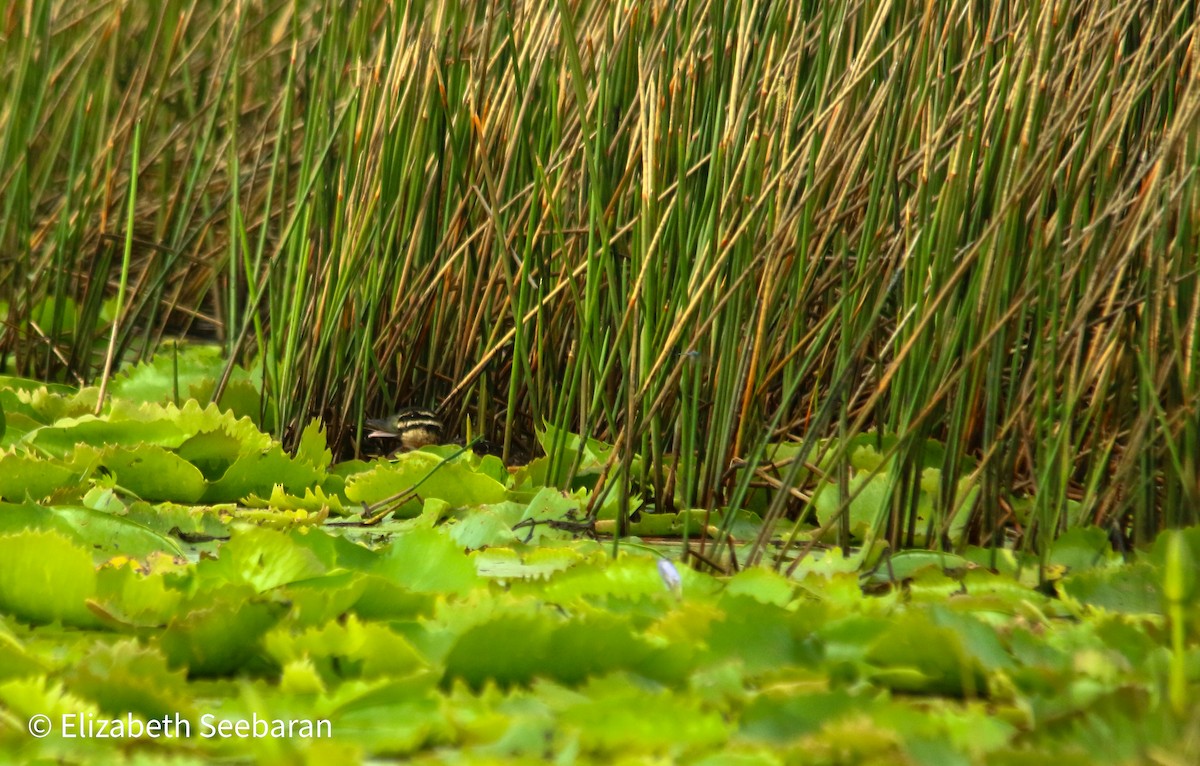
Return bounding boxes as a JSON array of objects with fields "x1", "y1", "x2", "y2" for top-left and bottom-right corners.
[{"x1": 2, "y1": 0, "x2": 1197, "y2": 563}]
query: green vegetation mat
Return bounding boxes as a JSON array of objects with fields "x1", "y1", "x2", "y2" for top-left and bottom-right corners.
[
  {"x1": 1, "y1": 361, "x2": 1199, "y2": 764},
  {"x1": 3, "y1": 0, "x2": 1198, "y2": 761}
]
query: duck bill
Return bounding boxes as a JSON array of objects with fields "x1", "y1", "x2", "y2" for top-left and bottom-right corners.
[{"x1": 365, "y1": 419, "x2": 398, "y2": 438}]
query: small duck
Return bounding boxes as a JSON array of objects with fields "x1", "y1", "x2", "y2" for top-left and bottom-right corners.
[{"x1": 366, "y1": 407, "x2": 444, "y2": 452}]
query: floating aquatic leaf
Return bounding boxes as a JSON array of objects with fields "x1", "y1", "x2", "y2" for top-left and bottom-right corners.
[
  {"x1": 0, "y1": 452, "x2": 83, "y2": 502},
  {"x1": 0, "y1": 531, "x2": 99, "y2": 627},
  {"x1": 196, "y1": 527, "x2": 327, "y2": 593},
  {"x1": 372, "y1": 527, "x2": 481, "y2": 595},
  {"x1": 345, "y1": 451, "x2": 507, "y2": 508},
  {"x1": 157, "y1": 594, "x2": 288, "y2": 676},
  {"x1": 107, "y1": 344, "x2": 251, "y2": 408},
  {"x1": 101, "y1": 444, "x2": 208, "y2": 503},
  {"x1": 447, "y1": 502, "x2": 522, "y2": 549},
  {"x1": 202, "y1": 443, "x2": 325, "y2": 503},
  {"x1": 472, "y1": 546, "x2": 583, "y2": 580},
  {"x1": 65, "y1": 640, "x2": 194, "y2": 720}
]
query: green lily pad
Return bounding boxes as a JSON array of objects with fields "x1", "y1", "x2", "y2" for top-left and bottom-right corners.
[
  {"x1": 102, "y1": 444, "x2": 207, "y2": 502},
  {"x1": 0, "y1": 530, "x2": 99, "y2": 627},
  {"x1": 345, "y1": 451, "x2": 507, "y2": 508}
]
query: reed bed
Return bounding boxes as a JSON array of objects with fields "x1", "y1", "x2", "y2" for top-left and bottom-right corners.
[{"x1": 2, "y1": 0, "x2": 1197, "y2": 565}]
